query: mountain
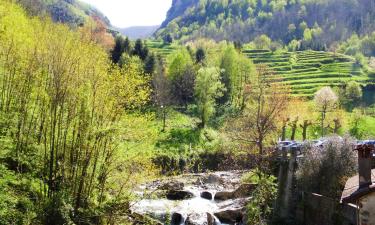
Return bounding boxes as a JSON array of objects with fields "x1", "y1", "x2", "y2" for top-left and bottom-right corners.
[
  {"x1": 156, "y1": 0, "x2": 375, "y2": 48},
  {"x1": 17, "y1": 0, "x2": 111, "y2": 27},
  {"x1": 118, "y1": 25, "x2": 160, "y2": 40}
]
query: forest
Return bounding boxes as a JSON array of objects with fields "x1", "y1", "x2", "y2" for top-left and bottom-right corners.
[
  {"x1": 156, "y1": 0, "x2": 375, "y2": 51},
  {"x1": 1, "y1": 0, "x2": 375, "y2": 224}
]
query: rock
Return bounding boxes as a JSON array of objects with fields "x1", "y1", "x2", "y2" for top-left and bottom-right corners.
[
  {"x1": 166, "y1": 190, "x2": 194, "y2": 200},
  {"x1": 171, "y1": 212, "x2": 184, "y2": 225},
  {"x1": 214, "y1": 184, "x2": 256, "y2": 201},
  {"x1": 233, "y1": 183, "x2": 256, "y2": 198},
  {"x1": 159, "y1": 180, "x2": 184, "y2": 191},
  {"x1": 185, "y1": 213, "x2": 207, "y2": 225},
  {"x1": 214, "y1": 191, "x2": 233, "y2": 201},
  {"x1": 214, "y1": 208, "x2": 244, "y2": 224},
  {"x1": 200, "y1": 191, "x2": 213, "y2": 200},
  {"x1": 203, "y1": 174, "x2": 224, "y2": 184},
  {"x1": 131, "y1": 212, "x2": 163, "y2": 225},
  {"x1": 215, "y1": 198, "x2": 248, "y2": 224},
  {"x1": 206, "y1": 213, "x2": 220, "y2": 225}
]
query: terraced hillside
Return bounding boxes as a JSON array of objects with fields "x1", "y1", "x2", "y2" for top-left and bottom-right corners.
[
  {"x1": 146, "y1": 40, "x2": 178, "y2": 58},
  {"x1": 146, "y1": 42, "x2": 372, "y2": 98},
  {"x1": 243, "y1": 50, "x2": 371, "y2": 97}
]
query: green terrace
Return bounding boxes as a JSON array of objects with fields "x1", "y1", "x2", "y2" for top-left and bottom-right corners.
[
  {"x1": 243, "y1": 50, "x2": 371, "y2": 97},
  {"x1": 145, "y1": 43, "x2": 373, "y2": 98}
]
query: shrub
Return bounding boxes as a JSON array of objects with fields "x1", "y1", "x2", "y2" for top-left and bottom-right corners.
[{"x1": 297, "y1": 136, "x2": 357, "y2": 200}]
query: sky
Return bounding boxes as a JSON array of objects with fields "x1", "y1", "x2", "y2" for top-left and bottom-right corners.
[{"x1": 80, "y1": 0, "x2": 172, "y2": 28}]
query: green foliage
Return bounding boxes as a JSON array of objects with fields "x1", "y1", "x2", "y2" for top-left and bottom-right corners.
[
  {"x1": 297, "y1": 137, "x2": 357, "y2": 200},
  {"x1": 349, "y1": 109, "x2": 375, "y2": 139},
  {"x1": 0, "y1": 1, "x2": 151, "y2": 224},
  {"x1": 195, "y1": 67, "x2": 225, "y2": 127},
  {"x1": 168, "y1": 48, "x2": 196, "y2": 105},
  {"x1": 156, "y1": 0, "x2": 375, "y2": 49},
  {"x1": 18, "y1": 0, "x2": 110, "y2": 27},
  {"x1": 243, "y1": 49, "x2": 369, "y2": 97},
  {"x1": 244, "y1": 170, "x2": 277, "y2": 225}
]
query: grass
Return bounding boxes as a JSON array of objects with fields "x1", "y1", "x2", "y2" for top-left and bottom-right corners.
[
  {"x1": 145, "y1": 41, "x2": 374, "y2": 98},
  {"x1": 243, "y1": 50, "x2": 373, "y2": 97}
]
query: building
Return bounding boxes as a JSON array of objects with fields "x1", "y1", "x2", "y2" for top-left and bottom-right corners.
[{"x1": 341, "y1": 144, "x2": 375, "y2": 225}]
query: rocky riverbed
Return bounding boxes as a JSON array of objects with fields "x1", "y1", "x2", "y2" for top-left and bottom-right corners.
[{"x1": 131, "y1": 171, "x2": 254, "y2": 225}]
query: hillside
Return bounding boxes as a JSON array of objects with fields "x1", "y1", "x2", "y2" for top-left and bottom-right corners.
[
  {"x1": 243, "y1": 49, "x2": 372, "y2": 97},
  {"x1": 156, "y1": 0, "x2": 375, "y2": 49},
  {"x1": 146, "y1": 40, "x2": 374, "y2": 98},
  {"x1": 118, "y1": 25, "x2": 159, "y2": 40},
  {"x1": 17, "y1": 0, "x2": 110, "y2": 26}
]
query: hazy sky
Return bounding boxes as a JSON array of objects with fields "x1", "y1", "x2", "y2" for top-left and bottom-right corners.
[{"x1": 81, "y1": 0, "x2": 172, "y2": 28}]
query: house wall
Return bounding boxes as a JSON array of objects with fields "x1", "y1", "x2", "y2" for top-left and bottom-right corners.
[
  {"x1": 298, "y1": 192, "x2": 357, "y2": 225},
  {"x1": 359, "y1": 192, "x2": 375, "y2": 225}
]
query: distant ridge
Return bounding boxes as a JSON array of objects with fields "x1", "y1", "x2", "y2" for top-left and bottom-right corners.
[{"x1": 118, "y1": 25, "x2": 160, "y2": 40}]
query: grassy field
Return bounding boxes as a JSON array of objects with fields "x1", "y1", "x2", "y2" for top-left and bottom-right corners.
[
  {"x1": 242, "y1": 49, "x2": 374, "y2": 97},
  {"x1": 146, "y1": 41, "x2": 374, "y2": 98},
  {"x1": 145, "y1": 40, "x2": 178, "y2": 57}
]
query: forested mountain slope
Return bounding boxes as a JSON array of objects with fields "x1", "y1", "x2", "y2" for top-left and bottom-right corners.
[
  {"x1": 17, "y1": 0, "x2": 110, "y2": 26},
  {"x1": 156, "y1": 0, "x2": 375, "y2": 49}
]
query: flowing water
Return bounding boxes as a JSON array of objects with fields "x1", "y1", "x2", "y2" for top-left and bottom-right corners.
[{"x1": 131, "y1": 171, "x2": 248, "y2": 225}]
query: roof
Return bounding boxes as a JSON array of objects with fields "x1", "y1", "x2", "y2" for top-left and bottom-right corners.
[{"x1": 341, "y1": 169, "x2": 375, "y2": 204}]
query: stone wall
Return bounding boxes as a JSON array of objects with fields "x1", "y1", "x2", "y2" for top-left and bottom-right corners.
[
  {"x1": 298, "y1": 193, "x2": 357, "y2": 225},
  {"x1": 359, "y1": 192, "x2": 375, "y2": 225}
]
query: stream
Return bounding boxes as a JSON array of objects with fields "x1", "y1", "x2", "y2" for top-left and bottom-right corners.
[{"x1": 131, "y1": 171, "x2": 252, "y2": 225}]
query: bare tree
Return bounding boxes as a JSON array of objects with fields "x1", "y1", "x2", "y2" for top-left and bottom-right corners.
[
  {"x1": 152, "y1": 56, "x2": 172, "y2": 131},
  {"x1": 226, "y1": 65, "x2": 289, "y2": 154},
  {"x1": 314, "y1": 87, "x2": 338, "y2": 137}
]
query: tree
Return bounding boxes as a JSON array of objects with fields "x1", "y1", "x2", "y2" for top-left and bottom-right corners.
[
  {"x1": 195, "y1": 47, "x2": 206, "y2": 64},
  {"x1": 227, "y1": 65, "x2": 289, "y2": 154},
  {"x1": 314, "y1": 87, "x2": 338, "y2": 137},
  {"x1": 253, "y1": 34, "x2": 272, "y2": 50},
  {"x1": 133, "y1": 39, "x2": 149, "y2": 60},
  {"x1": 195, "y1": 67, "x2": 225, "y2": 128},
  {"x1": 168, "y1": 48, "x2": 196, "y2": 106},
  {"x1": 111, "y1": 36, "x2": 125, "y2": 64},
  {"x1": 219, "y1": 44, "x2": 254, "y2": 107},
  {"x1": 163, "y1": 34, "x2": 173, "y2": 45},
  {"x1": 144, "y1": 54, "x2": 156, "y2": 74},
  {"x1": 339, "y1": 81, "x2": 363, "y2": 109},
  {"x1": 297, "y1": 137, "x2": 357, "y2": 200},
  {"x1": 152, "y1": 56, "x2": 172, "y2": 131}
]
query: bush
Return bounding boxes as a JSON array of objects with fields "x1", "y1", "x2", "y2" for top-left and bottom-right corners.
[
  {"x1": 243, "y1": 169, "x2": 277, "y2": 225},
  {"x1": 297, "y1": 136, "x2": 357, "y2": 200}
]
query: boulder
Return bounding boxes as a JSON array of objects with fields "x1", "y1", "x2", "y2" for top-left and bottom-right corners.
[
  {"x1": 200, "y1": 191, "x2": 213, "y2": 200},
  {"x1": 166, "y1": 190, "x2": 194, "y2": 200},
  {"x1": 215, "y1": 198, "x2": 248, "y2": 224},
  {"x1": 214, "y1": 184, "x2": 256, "y2": 201},
  {"x1": 214, "y1": 191, "x2": 234, "y2": 201},
  {"x1": 185, "y1": 213, "x2": 218, "y2": 225},
  {"x1": 171, "y1": 212, "x2": 184, "y2": 225},
  {"x1": 214, "y1": 208, "x2": 243, "y2": 224},
  {"x1": 206, "y1": 213, "x2": 220, "y2": 225},
  {"x1": 203, "y1": 174, "x2": 224, "y2": 184},
  {"x1": 159, "y1": 180, "x2": 184, "y2": 191}
]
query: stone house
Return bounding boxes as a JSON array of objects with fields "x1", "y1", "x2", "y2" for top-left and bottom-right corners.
[{"x1": 341, "y1": 144, "x2": 375, "y2": 225}]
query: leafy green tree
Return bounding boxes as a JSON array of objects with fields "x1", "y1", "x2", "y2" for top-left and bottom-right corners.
[
  {"x1": 195, "y1": 47, "x2": 206, "y2": 64},
  {"x1": 168, "y1": 48, "x2": 196, "y2": 106},
  {"x1": 195, "y1": 67, "x2": 225, "y2": 128},
  {"x1": 111, "y1": 36, "x2": 125, "y2": 64},
  {"x1": 163, "y1": 34, "x2": 173, "y2": 44},
  {"x1": 253, "y1": 34, "x2": 272, "y2": 50},
  {"x1": 133, "y1": 39, "x2": 149, "y2": 60},
  {"x1": 144, "y1": 54, "x2": 156, "y2": 74}
]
